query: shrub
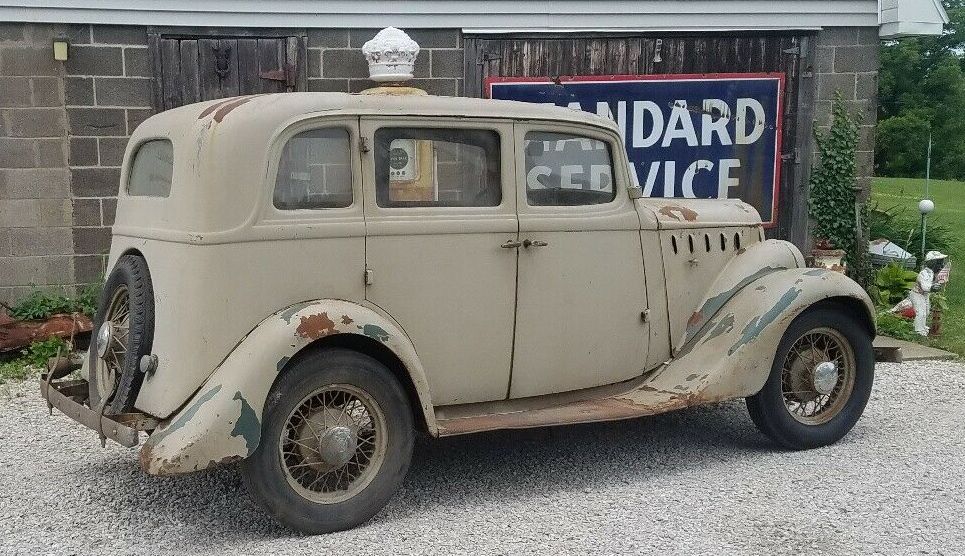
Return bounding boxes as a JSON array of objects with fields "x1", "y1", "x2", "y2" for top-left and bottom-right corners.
[
  {"x1": 876, "y1": 311, "x2": 919, "y2": 341},
  {"x1": 873, "y1": 263, "x2": 919, "y2": 306}
]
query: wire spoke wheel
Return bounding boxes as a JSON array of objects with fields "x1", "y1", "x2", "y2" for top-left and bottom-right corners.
[
  {"x1": 780, "y1": 327, "x2": 856, "y2": 425},
  {"x1": 92, "y1": 284, "x2": 130, "y2": 406},
  {"x1": 280, "y1": 384, "x2": 388, "y2": 504}
]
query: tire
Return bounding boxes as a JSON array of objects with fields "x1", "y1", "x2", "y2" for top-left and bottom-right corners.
[
  {"x1": 88, "y1": 254, "x2": 155, "y2": 414},
  {"x1": 241, "y1": 348, "x2": 414, "y2": 534},
  {"x1": 746, "y1": 305, "x2": 874, "y2": 450}
]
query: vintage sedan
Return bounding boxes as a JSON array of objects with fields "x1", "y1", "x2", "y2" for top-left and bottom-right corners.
[{"x1": 41, "y1": 92, "x2": 875, "y2": 534}]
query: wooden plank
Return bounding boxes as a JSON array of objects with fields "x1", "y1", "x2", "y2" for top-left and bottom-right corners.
[
  {"x1": 178, "y1": 39, "x2": 200, "y2": 106},
  {"x1": 219, "y1": 39, "x2": 241, "y2": 97},
  {"x1": 293, "y1": 35, "x2": 308, "y2": 92},
  {"x1": 159, "y1": 38, "x2": 182, "y2": 110},
  {"x1": 237, "y1": 38, "x2": 260, "y2": 94},
  {"x1": 258, "y1": 38, "x2": 287, "y2": 93},
  {"x1": 147, "y1": 34, "x2": 163, "y2": 112},
  {"x1": 198, "y1": 38, "x2": 222, "y2": 100},
  {"x1": 462, "y1": 37, "x2": 482, "y2": 97}
]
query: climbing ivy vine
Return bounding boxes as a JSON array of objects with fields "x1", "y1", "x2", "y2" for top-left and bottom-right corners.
[{"x1": 809, "y1": 93, "x2": 871, "y2": 286}]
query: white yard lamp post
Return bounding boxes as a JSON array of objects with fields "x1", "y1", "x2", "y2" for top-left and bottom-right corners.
[
  {"x1": 360, "y1": 27, "x2": 425, "y2": 96},
  {"x1": 919, "y1": 198, "x2": 935, "y2": 266}
]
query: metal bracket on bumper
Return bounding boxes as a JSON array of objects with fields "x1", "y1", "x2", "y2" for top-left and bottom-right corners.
[{"x1": 40, "y1": 376, "x2": 159, "y2": 448}]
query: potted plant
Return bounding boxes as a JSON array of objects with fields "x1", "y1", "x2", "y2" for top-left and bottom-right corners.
[{"x1": 811, "y1": 238, "x2": 847, "y2": 273}]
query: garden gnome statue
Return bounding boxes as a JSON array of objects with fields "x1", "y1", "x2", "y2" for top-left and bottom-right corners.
[{"x1": 903, "y1": 251, "x2": 949, "y2": 336}]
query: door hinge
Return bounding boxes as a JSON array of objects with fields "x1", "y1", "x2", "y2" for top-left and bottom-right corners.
[
  {"x1": 641, "y1": 309, "x2": 651, "y2": 323},
  {"x1": 781, "y1": 148, "x2": 801, "y2": 164},
  {"x1": 360, "y1": 136, "x2": 370, "y2": 154},
  {"x1": 364, "y1": 268, "x2": 374, "y2": 285}
]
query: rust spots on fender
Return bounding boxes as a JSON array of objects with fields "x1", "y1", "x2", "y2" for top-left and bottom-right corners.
[
  {"x1": 687, "y1": 311, "x2": 702, "y2": 329},
  {"x1": 296, "y1": 312, "x2": 337, "y2": 340},
  {"x1": 658, "y1": 205, "x2": 699, "y2": 222},
  {"x1": 341, "y1": 315, "x2": 354, "y2": 325}
]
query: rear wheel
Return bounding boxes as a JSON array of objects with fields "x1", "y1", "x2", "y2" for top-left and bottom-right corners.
[
  {"x1": 88, "y1": 254, "x2": 155, "y2": 414},
  {"x1": 241, "y1": 349, "x2": 414, "y2": 534},
  {"x1": 746, "y1": 306, "x2": 874, "y2": 450}
]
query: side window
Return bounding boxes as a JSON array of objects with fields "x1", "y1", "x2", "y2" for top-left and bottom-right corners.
[
  {"x1": 127, "y1": 139, "x2": 173, "y2": 197},
  {"x1": 274, "y1": 128, "x2": 353, "y2": 210},
  {"x1": 524, "y1": 131, "x2": 615, "y2": 206},
  {"x1": 374, "y1": 127, "x2": 501, "y2": 208}
]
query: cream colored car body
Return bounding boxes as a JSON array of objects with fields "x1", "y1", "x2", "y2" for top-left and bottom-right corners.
[{"x1": 96, "y1": 93, "x2": 874, "y2": 475}]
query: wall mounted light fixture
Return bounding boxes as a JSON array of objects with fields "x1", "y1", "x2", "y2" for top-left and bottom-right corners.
[{"x1": 52, "y1": 38, "x2": 68, "y2": 61}]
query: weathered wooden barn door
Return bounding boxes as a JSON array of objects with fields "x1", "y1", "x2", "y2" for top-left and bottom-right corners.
[
  {"x1": 464, "y1": 34, "x2": 814, "y2": 246},
  {"x1": 149, "y1": 33, "x2": 307, "y2": 111}
]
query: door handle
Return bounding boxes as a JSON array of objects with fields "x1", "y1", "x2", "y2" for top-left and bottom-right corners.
[
  {"x1": 501, "y1": 239, "x2": 522, "y2": 249},
  {"x1": 523, "y1": 239, "x2": 548, "y2": 248}
]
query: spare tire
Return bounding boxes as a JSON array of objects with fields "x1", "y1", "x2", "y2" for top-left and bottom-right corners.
[{"x1": 88, "y1": 254, "x2": 155, "y2": 414}]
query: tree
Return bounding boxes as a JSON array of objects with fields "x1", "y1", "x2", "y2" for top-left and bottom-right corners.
[{"x1": 877, "y1": 1, "x2": 965, "y2": 180}]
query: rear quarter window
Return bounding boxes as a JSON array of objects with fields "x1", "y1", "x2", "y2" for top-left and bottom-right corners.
[{"x1": 127, "y1": 139, "x2": 174, "y2": 197}]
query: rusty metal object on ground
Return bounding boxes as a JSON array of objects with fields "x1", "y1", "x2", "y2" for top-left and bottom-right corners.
[{"x1": 0, "y1": 311, "x2": 92, "y2": 352}]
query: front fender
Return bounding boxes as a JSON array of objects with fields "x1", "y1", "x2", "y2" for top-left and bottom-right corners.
[
  {"x1": 139, "y1": 300, "x2": 435, "y2": 475},
  {"x1": 648, "y1": 268, "x2": 874, "y2": 404}
]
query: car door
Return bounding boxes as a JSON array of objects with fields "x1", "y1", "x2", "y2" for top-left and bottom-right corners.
[
  {"x1": 509, "y1": 123, "x2": 650, "y2": 398},
  {"x1": 361, "y1": 117, "x2": 518, "y2": 406}
]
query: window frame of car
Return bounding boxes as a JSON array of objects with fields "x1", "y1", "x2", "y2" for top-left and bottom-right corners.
[
  {"x1": 512, "y1": 121, "x2": 632, "y2": 217},
  {"x1": 124, "y1": 137, "x2": 175, "y2": 198},
  {"x1": 259, "y1": 116, "x2": 364, "y2": 228},
  {"x1": 360, "y1": 116, "x2": 517, "y2": 220}
]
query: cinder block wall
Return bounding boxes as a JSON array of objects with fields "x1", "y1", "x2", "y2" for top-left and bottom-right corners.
[
  {"x1": 63, "y1": 25, "x2": 152, "y2": 286},
  {"x1": 305, "y1": 28, "x2": 463, "y2": 95},
  {"x1": 0, "y1": 23, "x2": 879, "y2": 305},
  {"x1": 813, "y1": 27, "x2": 880, "y2": 203},
  {"x1": 0, "y1": 24, "x2": 73, "y2": 304}
]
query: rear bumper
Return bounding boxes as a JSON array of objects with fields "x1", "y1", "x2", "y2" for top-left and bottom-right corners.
[{"x1": 40, "y1": 376, "x2": 159, "y2": 448}]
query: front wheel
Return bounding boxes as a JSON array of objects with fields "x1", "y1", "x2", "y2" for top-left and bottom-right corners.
[
  {"x1": 746, "y1": 305, "x2": 874, "y2": 450},
  {"x1": 241, "y1": 348, "x2": 414, "y2": 534}
]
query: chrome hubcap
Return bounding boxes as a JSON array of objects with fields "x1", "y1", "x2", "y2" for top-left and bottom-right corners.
[
  {"x1": 96, "y1": 321, "x2": 114, "y2": 359},
  {"x1": 812, "y1": 361, "x2": 839, "y2": 395},
  {"x1": 319, "y1": 426, "x2": 357, "y2": 467}
]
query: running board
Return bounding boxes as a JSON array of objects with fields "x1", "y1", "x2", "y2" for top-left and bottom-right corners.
[{"x1": 434, "y1": 378, "x2": 716, "y2": 436}]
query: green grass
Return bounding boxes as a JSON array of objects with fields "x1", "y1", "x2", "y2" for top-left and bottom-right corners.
[{"x1": 873, "y1": 177, "x2": 965, "y2": 356}]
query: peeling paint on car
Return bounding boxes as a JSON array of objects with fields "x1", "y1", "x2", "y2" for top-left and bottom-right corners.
[
  {"x1": 729, "y1": 287, "x2": 802, "y2": 355},
  {"x1": 359, "y1": 324, "x2": 390, "y2": 342},
  {"x1": 701, "y1": 313, "x2": 735, "y2": 344},
  {"x1": 278, "y1": 302, "x2": 312, "y2": 325},
  {"x1": 230, "y1": 392, "x2": 260, "y2": 454},
  {"x1": 296, "y1": 312, "x2": 337, "y2": 340},
  {"x1": 658, "y1": 205, "x2": 699, "y2": 222},
  {"x1": 142, "y1": 384, "x2": 222, "y2": 450},
  {"x1": 684, "y1": 266, "x2": 783, "y2": 342}
]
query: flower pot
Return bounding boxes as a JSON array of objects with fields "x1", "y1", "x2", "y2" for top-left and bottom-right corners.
[{"x1": 811, "y1": 248, "x2": 847, "y2": 273}]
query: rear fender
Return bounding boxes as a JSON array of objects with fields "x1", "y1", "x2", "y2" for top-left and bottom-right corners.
[
  {"x1": 139, "y1": 300, "x2": 434, "y2": 475},
  {"x1": 646, "y1": 268, "x2": 875, "y2": 404}
]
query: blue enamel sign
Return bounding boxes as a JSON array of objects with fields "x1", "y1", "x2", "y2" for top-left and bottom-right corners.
[{"x1": 487, "y1": 74, "x2": 785, "y2": 226}]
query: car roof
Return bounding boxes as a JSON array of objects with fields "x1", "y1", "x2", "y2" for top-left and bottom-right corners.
[{"x1": 142, "y1": 91, "x2": 621, "y2": 135}]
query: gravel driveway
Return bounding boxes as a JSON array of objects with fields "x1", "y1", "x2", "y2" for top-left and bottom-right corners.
[{"x1": 0, "y1": 360, "x2": 962, "y2": 555}]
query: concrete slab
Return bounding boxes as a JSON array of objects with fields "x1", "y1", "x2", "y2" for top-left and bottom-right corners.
[{"x1": 874, "y1": 336, "x2": 959, "y2": 362}]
